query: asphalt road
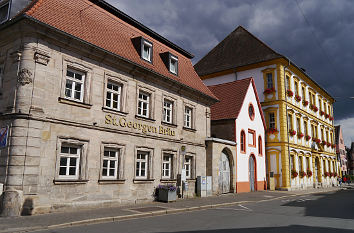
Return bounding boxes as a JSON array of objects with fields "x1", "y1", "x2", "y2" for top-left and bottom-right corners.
[{"x1": 34, "y1": 188, "x2": 354, "y2": 233}]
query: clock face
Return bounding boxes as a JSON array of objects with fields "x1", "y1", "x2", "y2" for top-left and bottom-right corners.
[{"x1": 249, "y1": 104, "x2": 255, "y2": 120}]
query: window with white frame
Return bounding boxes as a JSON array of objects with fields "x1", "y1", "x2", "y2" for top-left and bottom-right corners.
[
  {"x1": 65, "y1": 68, "x2": 85, "y2": 102},
  {"x1": 266, "y1": 73, "x2": 273, "y2": 89},
  {"x1": 141, "y1": 40, "x2": 152, "y2": 62},
  {"x1": 169, "y1": 55, "x2": 178, "y2": 75},
  {"x1": 59, "y1": 145, "x2": 81, "y2": 179},
  {"x1": 162, "y1": 153, "x2": 173, "y2": 179},
  {"x1": 105, "y1": 81, "x2": 122, "y2": 110},
  {"x1": 136, "y1": 151, "x2": 149, "y2": 179},
  {"x1": 0, "y1": 1, "x2": 10, "y2": 24},
  {"x1": 269, "y1": 113, "x2": 275, "y2": 129},
  {"x1": 101, "y1": 148, "x2": 119, "y2": 179},
  {"x1": 138, "y1": 92, "x2": 150, "y2": 118},
  {"x1": 184, "y1": 107, "x2": 192, "y2": 128},
  {"x1": 184, "y1": 156, "x2": 192, "y2": 179},
  {"x1": 163, "y1": 99, "x2": 173, "y2": 123}
]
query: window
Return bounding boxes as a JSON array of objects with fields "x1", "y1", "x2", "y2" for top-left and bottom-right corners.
[
  {"x1": 290, "y1": 155, "x2": 294, "y2": 170},
  {"x1": 319, "y1": 99, "x2": 322, "y2": 111},
  {"x1": 105, "y1": 81, "x2": 122, "y2": 110},
  {"x1": 240, "y1": 130, "x2": 246, "y2": 153},
  {"x1": 162, "y1": 153, "x2": 173, "y2": 179},
  {"x1": 304, "y1": 120, "x2": 308, "y2": 135},
  {"x1": 299, "y1": 157, "x2": 303, "y2": 171},
  {"x1": 302, "y1": 86, "x2": 306, "y2": 100},
  {"x1": 248, "y1": 104, "x2": 255, "y2": 120},
  {"x1": 269, "y1": 113, "x2": 275, "y2": 129},
  {"x1": 163, "y1": 99, "x2": 173, "y2": 123},
  {"x1": 258, "y1": 136, "x2": 262, "y2": 155},
  {"x1": 266, "y1": 73, "x2": 273, "y2": 89},
  {"x1": 141, "y1": 39, "x2": 152, "y2": 62},
  {"x1": 184, "y1": 107, "x2": 192, "y2": 128},
  {"x1": 306, "y1": 157, "x2": 310, "y2": 171},
  {"x1": 288, "y1": 113, "x2": 293, "y2": 130},
  {"x1": 102, "y1": 148, "x2": 119, "y2": 179},
  {"x1": 138, "y1": 92, "x2": 150, "y2": 118},
  {"x1": 59, "y1": 145, "x2": 81, "y2": 179},
  {"x1": 296, "y1": 117, "x2": 301, "y2": 133},
  {"x1": 169, "y1": 55, "x2": 178, "y2": 75},
  {"x1": 184, "y1": 156, "x2": 192, "y2": 179},
  {"x1": 136, "y1": 151, "x2": 149, "y2": 179},
  {"x1": 314, "y1": 125, "x2": 318, "y2": 138},
  {"x1": 321, "y1": 128, "x2": 324, "y2": 141},
  {"x1": 294, "y1": 81, "x2": 298, "y2": 96},
  {"x1": 248, "y1": 129, "x2": 256, "y2": 147},
  {"x1": 286, "y1": 76, "x2": 290, "y2": 90},
  {"x1": 0, "y1": 1, "x2": 10, "y2": 24},
  {"x1": 65, "y1": 68, "x2": 85, "y2": 102}
]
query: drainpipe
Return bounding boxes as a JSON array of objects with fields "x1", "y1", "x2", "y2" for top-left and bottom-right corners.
[{"x1": 284, "y1": 58, "x2": 291, "y2": 190}]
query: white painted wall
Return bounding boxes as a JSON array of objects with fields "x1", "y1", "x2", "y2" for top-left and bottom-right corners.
[{"x1": 235, "y1": 83, "x2": 266, "y2": 184}]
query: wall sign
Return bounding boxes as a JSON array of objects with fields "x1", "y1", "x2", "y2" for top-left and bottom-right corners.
[{"x1": 105, "y1": 114, "x2": 175, "y2": 136}]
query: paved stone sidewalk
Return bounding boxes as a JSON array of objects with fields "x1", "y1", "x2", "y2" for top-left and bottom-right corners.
[{"x1": 0, "y1": 186, "x2": 344, "y2": 233}]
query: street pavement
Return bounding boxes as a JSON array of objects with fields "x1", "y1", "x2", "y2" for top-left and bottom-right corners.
[{"x1": 0, "y1": 185, "x2": 352, "y2": 233}]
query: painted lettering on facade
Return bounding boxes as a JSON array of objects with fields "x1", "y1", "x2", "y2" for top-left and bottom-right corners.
[{"x1": 105, "y1": 114, "x2": 175, "y2": 136}]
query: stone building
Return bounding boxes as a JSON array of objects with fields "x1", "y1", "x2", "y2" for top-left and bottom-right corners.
[
  {"x1": 0, "y1": 0, "x2": 217, "y2": 215},
  {"x1": 335, "y1": 125, "x2": 347, "y2": 176},
  {"x1": 195, "y1": 26, "x2": 338, "y2": 190},
  {"x1": 208, "y1": 78, "x2": 266, "y2": 193}
]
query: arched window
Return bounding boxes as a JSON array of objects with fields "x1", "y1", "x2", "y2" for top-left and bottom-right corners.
[
  {"x1": 258, "y1": 136, "x2": 262, "y2": 155},
  {"x1": 240, "y1": 130, "x2": 246, "y2": 153}
]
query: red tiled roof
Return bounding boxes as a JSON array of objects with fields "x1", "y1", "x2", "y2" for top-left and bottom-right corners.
[
  {"x1": 23, "y1": 0, "x2": 217, "y2": 100},
  {"x1": 208, "y1": 78, "x2": 266, "y2": 128}
]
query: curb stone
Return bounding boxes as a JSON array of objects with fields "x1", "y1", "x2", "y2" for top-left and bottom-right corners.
[{"x1": 1, "y1": 187, "x2": 343, "y2": 233}]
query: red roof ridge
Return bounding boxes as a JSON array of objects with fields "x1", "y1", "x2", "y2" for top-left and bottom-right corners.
[{"x1": 208, "y1": 77, "x2": 253, "y2": 88}]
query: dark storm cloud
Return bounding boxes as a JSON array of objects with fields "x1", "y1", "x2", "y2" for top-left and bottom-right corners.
[{"x1": 108, "y1": 0, "x2": 354, "y2": 121}]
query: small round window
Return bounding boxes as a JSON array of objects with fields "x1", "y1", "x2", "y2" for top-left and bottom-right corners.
[{"x1": 249, "y1": 104, "x2": 255, "y2": 120}]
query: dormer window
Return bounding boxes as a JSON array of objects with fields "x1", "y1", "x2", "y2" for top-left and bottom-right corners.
[
  {"x1": 169, "y1": 55, "x2": 178, "y2": 75},
  {"x1": 0, "y1": 1, "x2": 10, "y2": 24},
  {"x1": 141, "y1": 39, "x2": 153, "y2": 63}
]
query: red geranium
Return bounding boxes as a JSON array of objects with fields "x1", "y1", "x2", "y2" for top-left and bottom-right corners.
[
  {"x1": 291, "y1": 170, "x2": 298, "y2": 178},
  {"x1": 300, "y1": 171, "x2": 307, "y2": 178},
  {"x1": 295, "y1": 95, "x2": 301, "y2": 102},
  {"x1": 289, "y1": 129, "x2": 296, "y2": 136},
  {"x1": 266, "y1": 128, "x2": 279, "y2": 134},
  {"x1": 307, "y1": 170, "x2": 313, "y2": 177},
  {"x1": 324, "y1": 172, "x2": 330, "y2": 177},
  {"x1": 287, "y1": 90, "x2": 294, "y2": 97},
  {"x1": 263, "y1": 87, "x2": 276, "y2": 94},
  {"x1": 322, "y1": 140, "x2": 327, "y2": 145},
  {"x1": 329, "y1": 116, "x2": 334, "y2": 121},
  {"x1": 297, "y1": 132, "x2": 304, "y2": 138},
  {"x1": 303, "y1": 100, "x2": 309, "y2": 106},
  {"x1": 326, "y1": 142, "x2": 331, "y2": 147},
  {"x1": 305, "y1": 135, "x2": 311, "y2": 141},
  {"x1": 325, "y1": 113, "x2": 329, "y2": 119},
  {"x1": 320, "y1": 111, "x2": 325, "y2": 116}
]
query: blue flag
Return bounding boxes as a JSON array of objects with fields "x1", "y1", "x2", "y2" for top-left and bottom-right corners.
[{"x1": 0, "y1": 127, "x2": 8, "y2": 148}]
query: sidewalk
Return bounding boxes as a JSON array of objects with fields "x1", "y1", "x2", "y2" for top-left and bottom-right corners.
[{"x1": 0, "y1": 186, "x2": 346, "y2": 233}]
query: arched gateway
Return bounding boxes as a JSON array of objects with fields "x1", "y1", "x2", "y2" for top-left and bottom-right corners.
[{"x1": 249, "y1": 155, "x2": 256, "y2": 192}]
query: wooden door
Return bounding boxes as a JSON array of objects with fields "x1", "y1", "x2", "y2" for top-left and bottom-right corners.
[
  {"x1": 249, "y1": 156, "x2": 256, "y2": 192},
  {"x1": 218, "y1": 152, "x2": 230, "y2": 193}
]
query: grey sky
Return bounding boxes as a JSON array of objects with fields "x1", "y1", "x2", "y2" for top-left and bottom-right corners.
[{"x1": 107, "y1": 0, "x2": 354, "y2": 145}]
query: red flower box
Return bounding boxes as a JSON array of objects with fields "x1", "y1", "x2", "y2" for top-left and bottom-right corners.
[
  {"x1": 309, "y1": 104, "x2": 318, "y2": 112},
  {"x1": 305, "y1": 135, "x2": 311, "y2": 141},
  {"x1": 326, "y1": 142, "x2": 331, "y2": 147},
  {"x1": 303, "y1": 100, "x2": 309, "y2": 106},
  {"x1": 329, "y1": 116, "x2": 334, "y2": 121},
  {"x1": 287, "y1": 90, "x2": 294, "y2": 97},
  {"x1": 291, "y1": 170, "x2": 298, "y2": 178},
  {"x1": 263, "y1": 87, "x2": 276, "y2": 94},
  {"x1": 322, "y1": 140, "x2": 327, "y2": 145},
  {"x1": 320, "y1": 111, "x2": 325, "y2": 116},
  {"x1": 295, "y1": 95, "x2": 301, "y2": 102},
  {"x1": 313, "y1": 138, "x2": 321, "y2": 144},
  {"x1": 297, "y1": 132, "x2": 304, "y2": 138},
  {"x1": 289, "y1": 129, "x2": 296, "y2": 136},
  {"x1": 331, "y1": 144, "x2": 335, "y2": 148},
  {"x1": 330, "y1": 172, "x2": 334, "y2": 177},
  {"x1": 307, "y1": 170, "x2": 313, "y2": 177},
  {"x1": 300, "y1": 171, "x2": 307, "y2": 178},
  {"x1": 324, "y1": 172, "x2": 330, "y2": 177},
  {"x1": 325, "y1": 113, "x2": 329, "y2": 119},
  {"x1": 266, "y1": 128, "x2": 279, "y2": 134}
]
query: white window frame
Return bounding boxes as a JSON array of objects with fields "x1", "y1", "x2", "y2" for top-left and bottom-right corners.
[
  {"x1": 136, "y1": 151, "x2": 149, "y2": 179},
  {"x1": 266, "y1": 73, "x2": 273, "y2": 89},
  {"x1": 64, "y1": 68, "x2": 86, "y2": 102},
  {"x1": 142, "y1": 40, "x2": 152, "y2": 62},
  {"x1": 105, "y1": 81, "x2": 122, "y2": 111},
  {"x1": 184, "y1": 156, "x2": 192, "y2": 179},
  {"x1": 269, "y1": 113, "x2": 275, "y2": 129},
  {"x1": 0, "y1": 1, "x2": 10, "y2": 24},
  {"x1": 169, "y1": 55, "x2": 178, "y2": 75},
  {"x1": 101, "y1": 148, "x2": 119, "y2": 179},
  {"x1": 184, "y1": 107, "x2": 192, "y2": 128},
  {"x1": 137, "y1": 91, "x2": 150, "y2": 118},
  {"x1": 162, "y1": 153, "x2": 173, "y2": 179},
  {"x1": 58, "y1": 144, "x2": 81, "y2": 179},
  {"x1": 163, "y1": 99, "x2": 173, "y2": 124}
]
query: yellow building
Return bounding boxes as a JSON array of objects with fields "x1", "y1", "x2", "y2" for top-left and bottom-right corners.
[{"x1": 195, "y1": 26, "x2": 338, "y2": 190}]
